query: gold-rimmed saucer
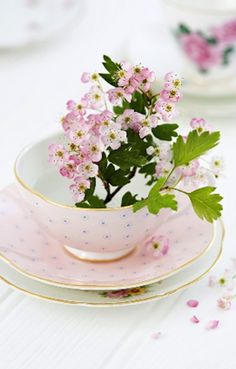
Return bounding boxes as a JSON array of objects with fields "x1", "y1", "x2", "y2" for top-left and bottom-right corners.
[
  {"x1": 0, "y1": 184, "x2": 215, "y2": 290},
  {"x1": 0, "y1": 220, "x2": 224, "y2": 307}
]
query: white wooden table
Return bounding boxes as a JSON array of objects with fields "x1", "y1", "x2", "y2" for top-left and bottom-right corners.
[{"x1": 0, "y1": 1, "x2": 235, "y2": 368}]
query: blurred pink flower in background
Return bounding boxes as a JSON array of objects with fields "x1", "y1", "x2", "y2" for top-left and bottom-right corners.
[
  {"x1": 212, "y1": 19, "x2": 236, "y2": 44},
  {"x1": 180, "y1": 33, "x2": 222, "y2": 70}
]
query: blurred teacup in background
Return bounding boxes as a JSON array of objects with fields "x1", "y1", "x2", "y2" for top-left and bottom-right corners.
[{"x1": 162, "y1": 0, "x2": 236, "y2": 94}]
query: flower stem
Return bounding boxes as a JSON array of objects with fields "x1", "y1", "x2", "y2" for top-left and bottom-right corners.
[{"x1": 166, "y1": 186, "x2": 188, "y2": 195}]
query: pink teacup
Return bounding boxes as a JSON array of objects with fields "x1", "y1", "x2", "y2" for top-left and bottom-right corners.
[{"x1": 14, "y1": 132, "x2": 172, "y2": 262}]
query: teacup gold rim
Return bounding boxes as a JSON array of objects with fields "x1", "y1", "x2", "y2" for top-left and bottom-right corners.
[
  {"x1": 163, "y1": 0, "x2": 236, "y2": 15},
  {"x1": 0, "y1": 220, "x2": 224, "y2": 306},
  {"x1": 14, "y1": 139, "x2": 135, "y2": 212},
  {"x1": 0, "y1": 220, "x2": 216, "y2": 290}
]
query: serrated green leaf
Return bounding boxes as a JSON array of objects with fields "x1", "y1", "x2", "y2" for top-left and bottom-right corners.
[
  {"x1": 104, "y1": 163, "x2": 116, "y2": 180},
  {"x1": 102, "y1": 55, "x2": 120, "y2": 74},
  {"x1": 75, "y1": 202, "x2": 91, "y2": 208},
  {"x1": 98, "y1": 152, "x2": 107, "y2": 174},
  {"x1": 147, "y1": 192, "x2": 178, "y2": 215},
  {"x1": 88, "y1": 195, "x2": 106, "y2": 208},
  {"x1": 121, "y1": 192, "x2": 138, "y2": 206},
  {"x1": 108, "y1": 146, "x2": 147, "y2": 170},
  {"x1": 139, "y1": 162, "x2": 156, "y2": 177},
  {"x1": 148, "y1": 177, "x2": 166, "y2": 199},
  {"x1": 187, "y1": 186, "x2": 223, "y2": 223},
  {"x1": 173, "y1": 130, "x2": 220, "y2": 167},
  {"x1": 99, "y1": 73, "x2": 118, "y2": 87},
  {"x1": 130, "y1": 91, "x2": 147, "y2": 114},
  {"x1": 83, "y1": 177, "x2": 96, "y2": 201},
  {"x1": 126, "y1": 129, "x2": 149, "y2": 156},
  {"x1": 133, "y1": 199, "x2": 148, "y2": 212},
  {"x1": 76, "y1": 195, "x2": 106, "y2": 208},
  {"x1": 113, "y1": 99, "x2": 131, "y2": 115},
  {"x1": 109, "y1": 170, "x2": 130, "y2": 186},
  {"x1": 152, "y1": 124, "x2": 178, "y2": 141},
  {"x1": 146, "y1": 178, "x2": 156, "y2": 186}
]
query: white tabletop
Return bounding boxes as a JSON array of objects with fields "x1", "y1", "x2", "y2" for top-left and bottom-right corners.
[{"x1": 0, "y1": 1, "x2": 235, "y2": 368}]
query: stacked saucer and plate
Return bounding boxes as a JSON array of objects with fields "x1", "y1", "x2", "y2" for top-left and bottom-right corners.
[{"x1": 0, "y1": 133, "x2": 224, "y2": 307}]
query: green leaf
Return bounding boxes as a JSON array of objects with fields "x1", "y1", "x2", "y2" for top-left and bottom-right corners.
[
  {"x1": 102, "y1": 55, "x2": 120, "y2": 74},
  {"x1": 126, "y1": 129, "x2": 149, "y2": 155},
  {"x1": 187, "y1": 186, "x2": 223, "y2": 223},
  {"x1": 76, "y1": 195, "x2": 106, "y2": 208},
  {"x1": 148, "y1": 177, "x2": 166, "y2": 200},
  {"x1": 139, "y1": 162, "x2": 156, "y2": 178},
  {"x1": 222, "y1": 46, "x2": 234, "y2": 65},
  {"x1": 179, "y1": 23, "x2": 191, "y2": 34},
  {"x1": 108, "y1": 145, "x2": 147, "y2": 170},
  {"x1": 109, "y1": 169, "x2": 130, "y2": 186},
  {"x1": 113, "y1": 99, "x2": 131, "y2": 115},
  {"x1": 99, "y1": 73, "x2": 118, "y2": 87},
  {"x1": 152, "y1": 124, "x2": 178, "y2": 141},
  {"x1": 88, "y1": 195, "x2": 106, "y2": 208},
  {"x1": 133, "y1": 199, "x2": 148, "y2": 212},
  {"x1": 83, "y1": 177, "x2": 96, "y2": 201},
  {"x1": 75, "y1": 202, "x2": 91, "y2": 208},
  {"x1": 130, "y1": 91, "x2": 147, "y2": 114},
  {"x1": 132, "y1": 178, "x2": 178, "y2": 214},
  {"x1": 173, "y1": 130, "x2": 220, "y2": 167},
  {"x1": 103, "y1": 163, "x2": 116, "y2": 180},
  {"x1": 146, "y1": 177, "x2": 156, "y2": 186},
  {"x1": 147, "y1": 192, "x2": 178, "y2": 215},
  {"x1": 121, "y1": 192, "x2": 138, "y2": 206},
  {"x1": 98, "y1": 152, "x2": 107, "y2": 174},
  {"x1": 146, "y1": 177, "x2": 178, "y2": 214},
  {"x1": 206, "y1": 36, "x2": 218, "y2": 45}
]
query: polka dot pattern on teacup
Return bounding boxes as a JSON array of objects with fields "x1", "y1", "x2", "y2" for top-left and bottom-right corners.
[{"x1": 0, "y1": 184, "x2": 214, "y2": 289}]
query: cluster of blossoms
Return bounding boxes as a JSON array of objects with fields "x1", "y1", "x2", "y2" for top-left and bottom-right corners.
[
  {"x1": 177, "y1": 19, "x2": 236, "y2": 72},
  {"x1": 49, "y1": 59, "x2": 183, "y2": 203},
  {"x1": 48, "y1": 55, "x2": 222, "y2": 225}
]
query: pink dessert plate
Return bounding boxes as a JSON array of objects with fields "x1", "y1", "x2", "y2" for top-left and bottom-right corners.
[{"x1": 0, "y1": 184, "x2": 215, "y2": 291}]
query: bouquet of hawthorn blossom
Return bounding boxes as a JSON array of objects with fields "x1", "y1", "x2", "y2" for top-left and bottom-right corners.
[{"x1": 49, "y1": 55, "x2": 223, "y2": 223}]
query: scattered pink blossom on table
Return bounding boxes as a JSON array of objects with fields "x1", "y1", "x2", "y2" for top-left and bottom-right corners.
[
  {"x1": 217, "y1": 294, "x2": 233, "y2": 310},
  {"x1": 190, "y1": 315, "x2": 200, "y2": 324},
  {"x1": 208, "y1": 262, "x2": 236, "y2": 311},
  {"x1": 151, "y1": 332, "x2": 162, "y2": 340},
  {"x1": 187, "y1": 299, "x2": 199, "y2": 308},
  {"x1": 206, "y1": 320, "x2": 220, "y2": 330}
]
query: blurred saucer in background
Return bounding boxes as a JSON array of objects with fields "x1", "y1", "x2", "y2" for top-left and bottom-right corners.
[{"x1": 0, "y1": 0, "x2": 85, "y2": 49}]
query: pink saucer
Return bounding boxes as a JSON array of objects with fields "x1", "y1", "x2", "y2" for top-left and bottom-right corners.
[{"x1": 0, "y1": 184, "x2": 215, "y2": 290}]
